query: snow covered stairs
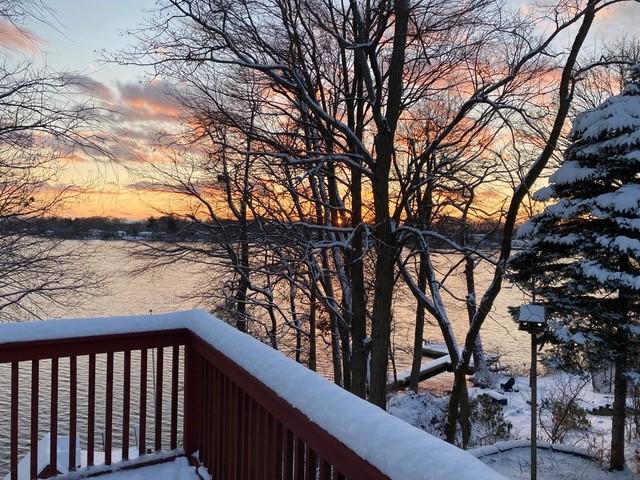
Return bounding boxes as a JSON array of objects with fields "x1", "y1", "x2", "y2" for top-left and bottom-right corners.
[{"x1": 4, "y1": 434, "x2": 80, "y2": 480}]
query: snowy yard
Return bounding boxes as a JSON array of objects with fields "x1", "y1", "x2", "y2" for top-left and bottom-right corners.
[
  {"x1": 479, "y1": 447, "x2": 637, "y2": 480},
  {"x1": 97, "y1": 457, "x2": 204, "y2": 480},
  {"x1": 388, "y1": 371, "x2": 640, "y2": 479}
]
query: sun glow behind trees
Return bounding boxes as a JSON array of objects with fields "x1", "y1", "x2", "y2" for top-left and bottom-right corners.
[{"x1": 6, "y1": 0, "x2": 636, "y2": 222}]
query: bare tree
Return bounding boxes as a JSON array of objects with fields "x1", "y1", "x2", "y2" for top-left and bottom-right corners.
[
  {"x1": 115, "y1": 2, "x2": 627, "y2": 446},
  {"x1": 573, "y1": 35, "x2": 640, "y2": 113},
  {"x1": 0, "y1": 1, "x2": 105, "y2": 319}
]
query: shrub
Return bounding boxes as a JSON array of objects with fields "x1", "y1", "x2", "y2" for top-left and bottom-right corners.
[
  {"x1": 471, "y1": 395, "x2": 513, "y2": 445},
  {"x1": 538, "y1": 375, "x2": 591, "y2": 444}
]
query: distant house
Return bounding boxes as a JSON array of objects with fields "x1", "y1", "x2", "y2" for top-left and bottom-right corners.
[{"x1": 88, "y1": 228, "x2": 104, "y2": 239}]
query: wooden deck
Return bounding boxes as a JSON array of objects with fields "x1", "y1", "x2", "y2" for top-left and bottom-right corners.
[
  {"x1": 0, "y1": 324, "x2": 387, "y2": 479},
  {"x1": 0, "y1": 313, "x2": 505, "y2": 480}
]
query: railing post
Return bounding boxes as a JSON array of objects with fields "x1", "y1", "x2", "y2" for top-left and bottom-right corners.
[{"x1": 184, "y1": 338, "x2": 203, "y2": 460}]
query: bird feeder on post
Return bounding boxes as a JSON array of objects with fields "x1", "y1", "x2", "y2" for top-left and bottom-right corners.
[
  {"x1": 519, "y1": 304, "x2": 546, "y2": 480},
  {"x1": 518, "y1": 304, "x2": 546, "y2": 334}
]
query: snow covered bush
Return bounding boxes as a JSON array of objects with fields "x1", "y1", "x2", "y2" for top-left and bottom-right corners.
[
  {"x1": 388, "y1": 390, "x2": 514, "y2": 448},
  {"x1": 509, "y1": 63, "x2": 640, "y2": 470},
  {"x1": 470, "y1": 395, "x2": 513, "y2": 446},
  {"x1": 538, "y1": 376, "x2": 591, "y2": 444},
  {"x1": 387, "y1": 391, "x2": 447, "y2": 438}
]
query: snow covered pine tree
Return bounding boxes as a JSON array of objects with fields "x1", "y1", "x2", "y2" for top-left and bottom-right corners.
[{"x1": 509, "y1": 64, "x2": 640, "y2": 471}]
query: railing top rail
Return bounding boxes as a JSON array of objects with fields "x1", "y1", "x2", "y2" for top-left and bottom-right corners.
[
  {"x1": 0, "y1": 312, "x2": 194, "y2": 362},
  {"x1": 0, "y1": 329, "x2": 189, "y2": 362},
  {"x1": 0, "y1": 310, "x2": 505, "y2": 480},
  {"x1": 0, "y1": 311, "x2": 195, "y2": 347}
]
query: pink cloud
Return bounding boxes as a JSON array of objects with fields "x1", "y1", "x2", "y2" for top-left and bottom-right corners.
[
  {"x1": 116, "y1": 79, "x2": 183, "y2": 120},
  {"x1": 0, "y1": 19, "x2": 41, "y2": 53},
  {"x1": 592, "y1": 3, "x2": 640, "y2": 39}
]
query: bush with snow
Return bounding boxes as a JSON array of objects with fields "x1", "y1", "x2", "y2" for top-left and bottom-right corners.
[
  {"x1": 471, "y1": 395, "x2": 513, "y2": 446},
  {"x1": 538, "y1": 375, "x2": 591, "y2": 444}
]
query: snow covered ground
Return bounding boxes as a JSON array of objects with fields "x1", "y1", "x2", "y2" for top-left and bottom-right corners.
[
  {"x1": 388, "y1": 371, "x2": 640, "y2": 478},
  {"x1": 97, "y1": 457, "x2": 204, "y2": 480},
  {"x1": 494, "y1": 373, "x2": 639, "y2": 472},
  {"x1": 479, "y1": 447, "x2": 637, "y2": 480}
]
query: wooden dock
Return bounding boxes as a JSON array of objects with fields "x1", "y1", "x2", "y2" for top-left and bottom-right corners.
[
  {"x1": 387, "y1": 356, "x2": 453, "y2": 391},
  {"x1": 422, "y1": 342, "x2": 450, "y2": 358},
  {"x1": 387, "y1": 341, "x2": 496, "y2": 391}
]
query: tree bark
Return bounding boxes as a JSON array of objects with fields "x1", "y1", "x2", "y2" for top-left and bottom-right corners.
[
  {"x1": 235, "y1": 238, "x2": 249, "y2": 332},
  {"x1": 611, "y1": 254, "x2": 630, "y2": 471},
  {"x1": 339, "y1": 317, "x2": 352, "y2": 391},
  {"x1": 234, "y1": 131, "x2": 251, "y2": 332},
  {"x1": 320, "y1": 254, "x2": 344, "y2": 386},
  {"x1": 464, "y1": 255, "x2": 489, "y2": 385},
  {"x1": 409, "y1": 252, "x2": 428, "y2": 392},
  {"x1": 349, "y1": 171, "x2": 368, "y2": 398},
  {"x1": 610, "y1": 356, "x2": 627, "y2": 471},
  {"x1": 309, "y1": 283, "x2": 317, "y2": 371},
  {"x1": 460, "y1": 380, "x2": 472, "y2": 448},
  {"x1": 446, "y1": 367, "x2": 473, "y2": 445},
  {"x1": 369, "y1": 223, "x2": 398, "y2": 408}
]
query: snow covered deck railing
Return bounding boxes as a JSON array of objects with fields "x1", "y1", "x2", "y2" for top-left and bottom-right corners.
[{"x1": 0, "y1": 310, "x2": 504, "y2": 479}]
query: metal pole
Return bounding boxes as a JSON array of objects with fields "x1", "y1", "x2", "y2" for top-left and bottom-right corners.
[{"x1": 531, "y1": 333, "x2": 537, "y2": 480}]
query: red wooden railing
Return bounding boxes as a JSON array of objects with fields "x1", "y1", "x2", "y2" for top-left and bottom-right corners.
[
  {"x1": 0, "y1": 330, "x2": 187, "y2": 479},
  {"x1": 0, "y1": 327, "x2": 388, "y2": 479}
]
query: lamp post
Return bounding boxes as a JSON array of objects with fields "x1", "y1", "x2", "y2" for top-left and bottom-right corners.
[{"x1": 518, "y1": 304, "x2": 546, "y2": 480}]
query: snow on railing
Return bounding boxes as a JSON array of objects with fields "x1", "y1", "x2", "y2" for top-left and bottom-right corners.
[{"x1": 0, "y1": 310, "x2": 505, "y2": 479}]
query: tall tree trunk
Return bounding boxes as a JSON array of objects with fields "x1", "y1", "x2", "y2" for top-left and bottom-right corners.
[
  {"x1": 235, "y1": 236, "x2": 249, "y2": 332},
  {"x1": 464, "y1": 255, "x2": 488, "y2": 385},
  {"x1": 446, "y1": 367, "x2": 473, "y2": 446},
  {"x1": 610, "y1": 356, "x2": 627, "y2": 471},
  {"x1": 290, "y1": 278, "x2": 302, "y2": 363},
  {"x1": 330, "y1": 313, "x2": 343, "y2": 386},
  {"x1": 369, "y1": 223, "x2": 397, "y2": 408},
  {"x1": 235, "y1": 115, "x2": 253, "y2": 332},
  {"x1": 320, "y1": 251, "x2": 343, "y2": 386},
  {"x1": 409, "y1": 252, "x2": 428, "y2": 392},
  {"x1": 346, "y1": 18, "x2": 367, "y2": 398},
  {"x1": 350, "y1": 169, "x2": 368, "y2": 398},
  {"x1": 366, "y1": 0, "x2": 410, "y2": 408},
  {"x1": 339, "y1": 315, "x2": 352, "y2": 390},
  {"x1": 309, "y1": 282, "x2": 317, "y2": 371},
  {"x1": 459, "y1": 381, "x2": 472, "y2": 448},
  {"x1": 444, "y1": 2, "x2": 597, "y2": 442},
  {"x1": 611, "y1": 255, "x2": 630, "y2": 471}
]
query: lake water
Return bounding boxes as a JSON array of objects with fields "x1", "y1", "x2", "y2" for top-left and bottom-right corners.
[
  {"x1": 0, "y1": 240, "x2": 533, "y2": 474},
  {"x1": 30, "y1": 240, "x2": 533, "y2": 370}
]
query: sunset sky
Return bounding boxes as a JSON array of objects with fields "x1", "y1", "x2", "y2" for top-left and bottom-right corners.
[{"x1": 4, "y1": 0, "x2": 640, "y2": 220}]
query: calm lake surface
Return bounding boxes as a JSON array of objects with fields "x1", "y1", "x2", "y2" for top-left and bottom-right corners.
[
  {"x1": 29, "y1": 240, "x2": 533, "y2": 369},
  {"x1": 0, "y1": 240, "x2": 533, "y2": 473}
]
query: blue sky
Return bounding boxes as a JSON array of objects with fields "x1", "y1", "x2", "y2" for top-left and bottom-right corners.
[
  {"x1": 35, "y1": 0, "x2": 639, "y2": 73},
  {"x1": 37, "y1": 0, "x2": 156, "y2": 84}
]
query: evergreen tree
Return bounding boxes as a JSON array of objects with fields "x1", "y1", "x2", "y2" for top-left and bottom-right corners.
[{"x1": 509, "y1": 64, "x2": 640, "y2": 471}]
